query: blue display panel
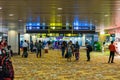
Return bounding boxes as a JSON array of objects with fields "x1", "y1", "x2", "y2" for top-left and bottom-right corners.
[
  {"x1": 72, "y1": 16, "x2": 95, "y2": 30},
  {"x1": 26, "y1": 21, "x2": 95, "y2": 33},
  {"x1": 26, "y1": 22, "x2": 41, "y2": 30},
  {"x1": 73, "y1": 21, "x2": 95, "y2": 30}
]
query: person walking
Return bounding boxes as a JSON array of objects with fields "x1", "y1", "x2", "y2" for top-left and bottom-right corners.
[
  {"x1": 66, "y1": 41, "x2": 73, "y2": 62},
  {"x1": 30, "y1": 41, "x2": 33, "y2": 52},
  {"x1": 61, "y1": 41, "x2": 66, "y2": 58},
  {"x1": 74, "y1": 41, "x2": 80, "y2": 60},
  {"x1": 85, "y1": 42, "x2": 92, "y2": 61},
  {"x1": 36, "y1": 40, "x2": 42, "y2": 58},
  {"x1": 108, "y1": 41, "x2": 116, "y2": 63},
  {"x1": 22, "y1": 40, "x2": 28, "y2": 58}
]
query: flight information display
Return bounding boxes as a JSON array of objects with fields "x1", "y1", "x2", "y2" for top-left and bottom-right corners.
[{"x1": 26, "y1": 22, "x2": 95, "y2": 33}]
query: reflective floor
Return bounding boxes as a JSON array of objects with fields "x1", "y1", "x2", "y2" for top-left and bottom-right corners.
[{"x1": 12, "y1": 49, "x2": 120, "y2": 80}]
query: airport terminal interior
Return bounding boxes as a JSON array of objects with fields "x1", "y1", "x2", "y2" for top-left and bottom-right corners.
[{"x1": 1, "y1": 0, "x2": 120, "y2": 80}]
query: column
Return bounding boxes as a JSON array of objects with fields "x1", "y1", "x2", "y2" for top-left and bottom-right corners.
[
  {"x1": 99, "y1": 34, "x2": 106, "y2": 42},
  {"x1": 32, "y1": 35, "x2": 37, "y2": 43},
  {"x1": 8, "y1": 30, "x2": 19, "y2": 54},
  {"x1": 24, "y1": 33, "x2": 30, "y2": 42},
  {"x1": 82, "y1": 34, "x2": 85, "y2": 46}
]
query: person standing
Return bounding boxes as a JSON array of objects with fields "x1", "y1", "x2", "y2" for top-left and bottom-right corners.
[
  {"x1": 102, "y1": 42, "x2": 106, "y2": 53},
  {"x1": 22, "y1": 40, "x2": 28, "y2": 57},
  {"x1": 85, "y1": 42, "x2": 92, "y2": 61},
  {"x1": 66, "y1": 41, "x2": 73, "y2": 62},
  {"x1": 108, "y1": 41, "x2": 116, "y2": 63},
  {"x1": 74, "y1": 41, "x2": 80, "y2": 60},
  {"x1": 61, "y1": 41, "x2": 66, "y2": 58},
  {"x1": 30, "y1": 41, "x2": 33, "y2": 52},
  {"x1": 36, "y1": 40, "x2": 42, "y2": 58}
]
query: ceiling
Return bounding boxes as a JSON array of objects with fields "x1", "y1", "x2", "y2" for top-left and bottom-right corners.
[{"x1": 0, "y1": 0, "x2": 120, "y2": 33}]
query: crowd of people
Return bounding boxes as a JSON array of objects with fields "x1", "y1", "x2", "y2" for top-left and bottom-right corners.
[
  {"x1": 21, "y1": 40, "x2": 47, "y2": 58},
  {"x1": 21, "y1": 40, "x2": 94, "y2": 62},
  {"x1": 21, "y1": 39, "x2": 120, "y2": 64},
  {"x1": 0, "y1": 38, "x2": 119, "y2": 79}
]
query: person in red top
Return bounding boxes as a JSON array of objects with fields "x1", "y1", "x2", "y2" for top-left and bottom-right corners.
[{"x1": 108, "y1": 41, "x2": 116, "y2": 63}]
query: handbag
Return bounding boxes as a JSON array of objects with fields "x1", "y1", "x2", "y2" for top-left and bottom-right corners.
[{"x1": 65, "y1": 52, "x2": 68, "y2": 58}]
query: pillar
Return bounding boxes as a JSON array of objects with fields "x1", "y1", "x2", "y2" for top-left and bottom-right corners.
[
  {"x1": 24, "y1": 33, "x2": 30, "y2": 42},
  {"x1": 32, "y1": 35, "x2": 37, "y2": 43},
  {"x1": 8, "y1": 30, "x2": 19, "y2": 54},
  {"x1": 82, "y1": 34, "x2": 85, "y2": 46},
  {"x1": 99, "y1": 34, "x2": 106, "y2": 42}
]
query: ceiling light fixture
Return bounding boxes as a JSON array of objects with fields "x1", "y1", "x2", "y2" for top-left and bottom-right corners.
[
  {"x1": 104, "y1": 14, "x2": 109, "y2": 17},
  {"x1": 18, "y1": 20, "x2": 22, "y2": 22},
  {"x1": 95, "y1": 20, "x2": 97, "y2": 22},
  {"x1": 57, "y1": 8, "x2": 62, "y2": 10},
  {"x1": 0, "y1": 7, "x2": 2, "y2": 10},
  {"x1": 9, "y1": 14, "x2": 14, "y2": 16},
  {"x1": 57, "y1": 14, "x2": 61, "y2": 17},
  {"x1": 116, "y1": 8, "x2": 120, "y2": 10}
]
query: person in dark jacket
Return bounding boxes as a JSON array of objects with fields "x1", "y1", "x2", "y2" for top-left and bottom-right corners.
[
  {"x1": 30, "y1": 41, "x2": 33, "y2": 52},
  {"x1": 36, "y1": 40, "x2": 42, "y2": 58},
  {"x1": 61, "y1": 41, "x2": 66, "y2": 58},
  {"x1": 74, "y1": 41, "x2": 80, "y2": 60},
  {"x1": 85, "y1": 42, "x2": 92, "y2": 61}
]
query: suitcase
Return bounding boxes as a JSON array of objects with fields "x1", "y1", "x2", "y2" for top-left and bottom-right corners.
[
  {"x1": 44, "y1": 49, "x2": 48, "y2": 53},
  {"x1": 23, "y1": 51, "x2": 28, "y2": 58},
  {"x1": 75, "y1": 52, "x2": 79, "y2": 60}
]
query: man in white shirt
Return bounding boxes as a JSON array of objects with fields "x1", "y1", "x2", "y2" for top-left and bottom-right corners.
[
  {"x1": 23, "y1": 40, "x2": 28, "y2": 48},
  {"x1": 22, "y1": 40, "x2": 28, "y2": 57}
]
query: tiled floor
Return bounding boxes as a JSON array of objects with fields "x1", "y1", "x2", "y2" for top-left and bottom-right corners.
[{"x1": 12, "y1": 49, "x2": 120, "y2": 80}]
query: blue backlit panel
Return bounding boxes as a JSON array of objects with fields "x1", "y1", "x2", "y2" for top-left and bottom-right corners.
[
  {"x1": 73, "y1": 20, "x2": 95, "y2": 30},
  {"x1": 26, "y1": 22, "x2": 41, "y2": 30},
  {"x1": 26, "y1": 19, "x2": 95, "y2": 33}
]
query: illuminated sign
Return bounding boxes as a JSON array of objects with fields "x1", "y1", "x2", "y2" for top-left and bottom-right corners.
[
  {"x1": 26, "y1": 22, "x2": 41, "y2": 30},
  {"x1": 73, "y1": 17, "x2": 95, "y2": 30}
]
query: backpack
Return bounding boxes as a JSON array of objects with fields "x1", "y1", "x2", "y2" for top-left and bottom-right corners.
[
  {"x1": 23, "y1": 51, "x2": 28, "y2": 58},
  {"x1": 37, "y1": 43, "x2": 42, "y2": 50},
  {"x1": 65, "y1": 52, "x2": 68, "y2": 58},
  {"x1": 89, "y1": 45, "x2": 93, "y2": 52}
]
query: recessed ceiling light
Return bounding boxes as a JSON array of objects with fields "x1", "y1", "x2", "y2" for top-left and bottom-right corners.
[
  {"x1": 95, "y1": 20, "x2": 97, "y2": 22},
  {"x1": 57, "y1": 14, "x2": 61, "y2": 16},
  {"x1": 116, "y1": 8, "x2": 120, "y2": 10},
  {"x1": 18, "y1": 19, "x2": 22, "y2": 21},
  {"x1": 57, "y1": 8, "x2": 62, "y2": 10},
  {"x1": 9, "y1": 14, "x2": 14, "y2": 16},
  {"x1": 104, "y1": 14, "x2": 109, "y2": 17},
  {"x1": 0, "y1": 7, "x2": 2, "y2": 10}
]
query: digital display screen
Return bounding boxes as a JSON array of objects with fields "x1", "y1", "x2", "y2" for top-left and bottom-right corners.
[{"x1": 26, "y1": 22, "x2": 95, "y2": 33}]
